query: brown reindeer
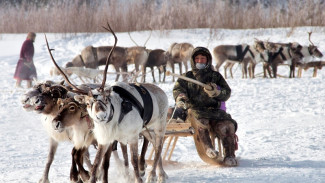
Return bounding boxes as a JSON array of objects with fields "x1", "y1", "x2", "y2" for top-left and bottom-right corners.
[
  {"x1": 126, "y1": 31, "x2": 152, "y2": 76},
  {"x1": 166, "y1": 42, "x2": 194, "y2": 82},
  {"x1": 66, "y1": 46, "x2": 128, "y2": 82},
  {"x1": 141, "y1": 49, "x2": 168, "y2": 83},
  {"x1": 297, "y1": 61, "x2": 325, "y2": 77}
]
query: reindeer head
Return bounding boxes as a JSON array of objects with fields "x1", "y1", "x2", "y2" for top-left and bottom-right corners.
[
  {"x1": 52, "y1": 98, "x2": 88, "y2": 132},
  {"x1": 74, "y1": 87, "x2": 114, "y2": 124},
  {"x1": 21, "y1": 81, "x2": 57, "y2": 111},
  {"x1": 306, "y1": 32, "x2": 323, "y2": 58},
  {"x1": 33, "y1": 85, "x2": 69, "y2": 114}
]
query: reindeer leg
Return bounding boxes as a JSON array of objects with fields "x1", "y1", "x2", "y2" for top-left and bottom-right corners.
[
  {"x1": 158, "y1": 66, "x2": 162, "y2": 82},
  {"x1": 121, "y1": 65, "x2": 128, "y2": 82},
  {"x1": 70, "y1": 148, "x2": 79, "y2": 182},
  {"x1": 102, "y1": 144, "x2": 113, "y2": 183},
  {"x1": 162, "y1": 65, "x2": 166, "y2": 82},
  {"x1": 151, "y1": 66, "x2": 156, "y2": 83},
  {"x1": 90, "y1": 144, "x2": 108, "y2": 183},
  {"x1": 139, "y1": 137, "x2": 149, "y2": 177},
  {"x1": 130, "y1": 143, "x2": 142, "y2": 183},
  {"x1": 147, "y1": 130, "x2": 166, "y2": 183},
  {"x1": 229, "y1": 63, "x2": 234, "y2": 79},
  {"x1": 114, "y1": 66, "x2": 120, "y2": 82},
  {"x1": 178, "y1": 63, "x2": 183, "y2": 75},
  {"x1": 83, "y1": 148, "x2": 92, "y2": 171},
  {"x1": 313, "y1": 67, "x2": 317, "y2": 77},
  {"x1": 171, "y1": 63, "x2": 175, "y2": 82},
  {"x1": 76, "y1": 148, "x2": 90, "y2": 182},
  {"x1": 184, "y1": 60, "x2": 188, "y2": 72},
  {"x1": 39, "y1": 138, "x2": 58, "y2": 183},
  {"x1": 272, "y1": 64, "x2": 277, "y2": 78},
  {"x1": 120, "y1": 143, "x2": 129, "y2": 167},
  {"x1": 141, "y1": 66, "x2": 146, "y2": 83},
  {"x1": 223, "y1": 64, "x2": 228, "y2": 79}
]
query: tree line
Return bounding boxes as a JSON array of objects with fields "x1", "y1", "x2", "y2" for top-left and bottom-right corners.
[{"x1": 0, "y1": 0, "x2": 325, "y2": 33}]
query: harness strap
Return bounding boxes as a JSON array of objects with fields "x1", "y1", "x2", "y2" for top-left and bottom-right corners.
[
  {"x1": 287, "y1": 47, "x2": 292, "y2": 59},
  {"x1": 235, "y1": 45, "x2": 250, "y2": 61},
  {"x1": 308, "y1": 46, "x2": 313, "y2": 56},
  {"x1": 112, "y1": 84, "x2": 153, "y2": 126},
  {"x1": 130, "y1": 83, "x2": 153, "y2": 126},
  {"x1": 79, "y1": 55, "x2": 86, "y2": 67},
  {"x1": 248, "y1": 47, "x2": 255, "y2": 58}
]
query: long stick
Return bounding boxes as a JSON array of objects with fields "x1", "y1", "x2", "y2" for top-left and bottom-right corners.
[{"x1": 166, "y1": 71, "x2": 212, "y2": 90}]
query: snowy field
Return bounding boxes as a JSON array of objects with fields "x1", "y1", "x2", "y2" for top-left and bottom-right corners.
[{"x1": 0, "y1": 27, "x2": 325, "y2": 183}]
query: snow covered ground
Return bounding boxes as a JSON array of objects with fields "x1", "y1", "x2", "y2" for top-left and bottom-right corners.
[{"x1": 0, "y1": 27, "x2": 325, "y2": 183}]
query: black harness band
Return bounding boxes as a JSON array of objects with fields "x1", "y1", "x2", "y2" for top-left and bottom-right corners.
[
  {"x1": 130, "y1": 83, "x2": 153, "y2": 125},
  {"x1": 112, "y1": 84, "x2": 153, "y2": 126}
]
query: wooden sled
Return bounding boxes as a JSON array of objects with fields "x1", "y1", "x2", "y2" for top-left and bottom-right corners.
[{"x1": 147, "y1": 109, "x2": 225, "y2": 166}]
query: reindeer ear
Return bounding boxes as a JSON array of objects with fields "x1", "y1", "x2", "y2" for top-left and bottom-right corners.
[
  {"x1": 59, "y1": 80, "x2": 65, "y2": 85},
  {"x1": 74, "y1": 95, "x2": 86, "y2": 104}
]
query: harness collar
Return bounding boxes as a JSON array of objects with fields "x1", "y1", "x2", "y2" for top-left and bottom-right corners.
[{"x1": 106, "y1": 103, "x2": 114, "y2": 123}]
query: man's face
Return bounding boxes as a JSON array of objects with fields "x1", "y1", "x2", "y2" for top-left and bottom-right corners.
[{"x1": 195, "y1": 54, "x2": 207, "y2": 64}]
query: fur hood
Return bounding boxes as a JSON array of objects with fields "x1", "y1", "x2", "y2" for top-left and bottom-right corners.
[{"x1": 190, "y1": 47, "x2": 213, "y2": 73}]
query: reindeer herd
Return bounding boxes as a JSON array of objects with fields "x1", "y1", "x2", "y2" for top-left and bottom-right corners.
[
  {"x1": 20, "y1": 24, "x2": 324, "y2": 183},
  {"x1": 59, "y1": 31, "x2": 323, "y2": 84}
]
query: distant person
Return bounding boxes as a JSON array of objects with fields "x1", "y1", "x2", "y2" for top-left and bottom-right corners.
[
  {"x1": 173, "y1": 47, "x2": 238, "y2": 166},
  {"x1": 14, "y1": 32, "x2": 37, "y2": 88}
]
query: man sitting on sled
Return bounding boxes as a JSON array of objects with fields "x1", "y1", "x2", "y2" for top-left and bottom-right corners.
[{"x1": 172, "y1": 46, "x2": 238, "y2": 166}]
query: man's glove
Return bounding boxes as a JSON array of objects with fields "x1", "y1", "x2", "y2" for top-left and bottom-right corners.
[
  {"x1": 204, "y1": 83, "x2": 221, "y2": 98},
  {"x1": 175, "y1": 93, "x2": 188, "y2": 110}
]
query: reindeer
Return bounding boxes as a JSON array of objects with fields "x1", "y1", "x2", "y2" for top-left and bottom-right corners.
[
  {"x1": 297, "y1": 61, "x2": 325, "y2": 77},
  {"x1": 49, "y1": 23, "x2": 168, "y2": 183},
  {"x1": 263, "y1": 37, "x2": 322, "y2": 78},
  {"x1": 213, "y1": 42, "x2": 270, "y2": 79},
  {"x1": 166, "y1": 42, "x2": 194, "y2": 82},
  {"x1": 296, "y1": 32, "x2": 323, "y2": 78},
  {"x1": 126, "y1": 31, "x2": 152, "y2": 76},
  {"x1": 21, "y1": 81, "x2": 97, "y2": 182},
  {"x1": 52, "y1": 96, "x2": 136, "y2": 182},
  {"x1": 141, "y1": 49, "x2": 168, "y2": 83},
  {"x1": 66, "y1": 46, "x2": 128, "y2": 82}
]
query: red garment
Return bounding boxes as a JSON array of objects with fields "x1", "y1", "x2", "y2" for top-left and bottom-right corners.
[{"x1": 13, "y1": 39, "x2": 37, "y2": 80}]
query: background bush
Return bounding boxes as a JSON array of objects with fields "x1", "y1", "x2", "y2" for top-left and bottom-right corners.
[{"x1": 1, "y1": 0, "x2": 325, "y2": 33}]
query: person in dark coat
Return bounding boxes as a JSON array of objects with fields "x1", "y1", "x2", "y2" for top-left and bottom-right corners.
[
  {"x1": 173, "y1": 47, "x2": 238, "y2": 166},
  {"x1": 14, "y1": 32, "x2": 37, "y2": 88}
]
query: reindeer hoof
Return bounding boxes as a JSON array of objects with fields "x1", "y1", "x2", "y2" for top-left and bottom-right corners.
[
  {"x1": 206, "y1": 148, "x2": 218, "y2": 159},
  {"x1": 157, "y1": 171, "x2": 168, "y2": 183},
  {"x1": 223, "y1": 157, "x2": 238, "y2": 167},
  {"x1": 38, "y1": 178, "x2": 50, "y2": 183},
  {"x1": 139, "y1": 162, "x2": 147, "y2": 177},
  {"x1": 145, "y1": 171, "x2": 157, "y2": 183}
]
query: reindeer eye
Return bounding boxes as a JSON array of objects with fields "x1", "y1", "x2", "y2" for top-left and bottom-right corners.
[{"x1": 69, "y1": 105, "x2": 76, "y2": 111}]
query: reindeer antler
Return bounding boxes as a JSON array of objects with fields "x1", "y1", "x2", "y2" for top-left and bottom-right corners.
[
  {"x1": 143, "y1": 28, "x2": 152, "y2": 47},
  {"x1": 44, "y1": 34, "x2": 88, "y2": 95},
  {"x1": 308, "y1": 32, "x2": 314, "y2": 46},
  {"x1": 100, "y1": 22, "x2": 118, "y2": 91},
  {"x1": 128, "y1": 28, "x2": 152, "y2": 47}
]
